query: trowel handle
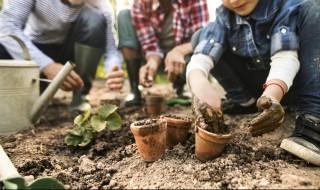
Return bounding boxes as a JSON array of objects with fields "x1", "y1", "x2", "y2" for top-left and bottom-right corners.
[{"x1": 0, "y1": 145, "x2": 20, "y2": 181}]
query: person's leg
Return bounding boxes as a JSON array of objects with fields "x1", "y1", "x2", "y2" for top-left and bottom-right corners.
[
  {"x1": 118, "y1": 9, "x2": 143, "y2": 106},
  {"x1": 280, "y1": 0, "x2": 320, "y2": 166},
  {"x1": 0, "y1": 44, "x2": 13, "y2": 59},
  {"x1": 210, "y1": 51, "x2": 268, "y2": 114},
  {"x1": 173, "y1": 55, "x2": 190, "y2": 98},
  {"x1": 64, "y1": 5, "x2": 106, "y2": 111}
]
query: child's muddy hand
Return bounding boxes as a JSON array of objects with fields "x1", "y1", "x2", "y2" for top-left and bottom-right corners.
[
  {"x1": 192, "y1": 96, "x2": 223, "y2": 121},
  {"x1": 249, "y1": 96, "x2": 285, "y2": 136}
]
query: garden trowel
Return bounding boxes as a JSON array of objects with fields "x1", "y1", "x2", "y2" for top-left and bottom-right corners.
[{"x1": 0, "y1": 145, "x2": 64, "y2": 190}]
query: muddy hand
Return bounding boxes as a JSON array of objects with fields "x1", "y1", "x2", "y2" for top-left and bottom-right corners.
[
  {"x1": 249, "y1": 96, "x2": 285, "y2": 136},
  {"x1": 139, "y1": 64, "x2": 155, "y2": 88},
  {"x1": 192, "y1": 96, "x2": 223, "y2": 129}
]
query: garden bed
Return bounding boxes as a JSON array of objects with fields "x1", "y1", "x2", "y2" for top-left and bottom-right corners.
[{"x1": 0, "y1": 80, "x2": 319, "y2": 189}]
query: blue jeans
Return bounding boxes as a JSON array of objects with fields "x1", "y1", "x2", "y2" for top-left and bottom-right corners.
[
  {"x1": 212, "y1": 0, "x2": 320, "y2": 118},
  {"x1": 0, "y1": 6, "x2": 106, "y2": 95}
]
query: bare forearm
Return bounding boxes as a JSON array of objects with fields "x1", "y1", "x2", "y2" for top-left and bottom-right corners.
[
  {"x1": 174, "y1": 42, "x2": 193, "y2": 56},
  {"x1": 189, "y1": 70, "x2": 221, "y2": 109}
]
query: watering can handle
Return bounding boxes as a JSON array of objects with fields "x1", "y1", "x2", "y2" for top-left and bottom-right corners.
[
  {"x1": 0, "y1": 145, "x2": 20, "y2": 181},
  {"x1": 0, "y1": 35, "x2": 31, "y2": 61}
]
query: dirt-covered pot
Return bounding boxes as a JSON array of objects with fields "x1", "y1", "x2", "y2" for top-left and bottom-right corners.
[
  {"x1": 161, "y1": 115, "x2": 192, "y2": 148},
  {"x1": 144, "y1": 95, "x2": 165, "y2": 116},
  {"x1": 195, "y1": 121, "x2": 233, "y2": 162},
  {"x1": 130, "y1": 118, "x2": 167, "y2": 162}
]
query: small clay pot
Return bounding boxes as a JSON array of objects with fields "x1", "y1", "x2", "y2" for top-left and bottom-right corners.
[
  {"x1": 162, "y1": 115, "x2": 192, "y2": 148},
  {"x1": 144, "y1": 95, "x2": 164, "y2": 116},
  {"x1": 195, "y1": 121, "x2": 233, "y2": 162},
  {"x1": 130, "y1": 118, "x2": 167, "y2": 162}
]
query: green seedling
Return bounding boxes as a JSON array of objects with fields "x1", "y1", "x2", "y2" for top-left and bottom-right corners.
[
  {"x1": 0, "y1": 145, "x2": 64, "y2": 190},
  {"x1": 2, "y1": 176, "x2": 64, "y2": 190},
  {"x1": 65, "y1": 104, "x2": 122, "y2": 147}
]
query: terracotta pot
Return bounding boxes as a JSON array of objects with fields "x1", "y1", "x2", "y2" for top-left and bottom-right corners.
[
  {"x1": 144, "y1": 95, "x2": 164, "y2": 116},
  {"x1": 195, "y1": 122, "x2": 233, "y2": 162},
  {"x1": 130, "y1": 119, "x2": 167, "y2": 162},
  {"x1": 162, "y1": 115, "x2": 192, "y2": 148}
]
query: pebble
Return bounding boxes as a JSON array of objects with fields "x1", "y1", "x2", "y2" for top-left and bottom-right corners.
[
  {"x1": 198, "y1": 171, "x2": 211, "y2": 182},
  {"x1": 183, "y1": 164, "x2": 193, "y2": 174},
  {"x1": 24, "y1": 175, "x2": 35, "y2": 185},
  {"x1": 79, "y1": 156, "x2": 96, "y2": 173},
  {"x1": 96, "y1": 162, "x2": 105, "y2": 170},
  {"x1": 109, "y1": 179, "x2": 117, "y2": 187}
]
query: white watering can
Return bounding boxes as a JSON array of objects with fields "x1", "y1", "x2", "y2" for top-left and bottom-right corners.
[{"x1": 0, "y1": 35, "x2": 75, "y2": 135}]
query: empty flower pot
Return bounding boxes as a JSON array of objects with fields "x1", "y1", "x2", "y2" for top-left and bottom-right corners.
[
  {"x1": 161, "y1": 115, "x2": 192, "y2": 148},
  {"x1": 195, "y1": 120, "x2": 233, "y2": 162},
  {"x1": 130, "y1": 118, "x2": 167, "y2": 162},
  {"x1": 144, "y1": 95, "x2": 165, "y2": 117}
]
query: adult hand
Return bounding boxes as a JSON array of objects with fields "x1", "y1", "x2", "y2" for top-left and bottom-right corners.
[
  {"x1": 106, "y1": 66, "x2": 124, "y2": 91},
  {"x1": 43, "y1": 62, "x2": 84, "y2": 91},
  {"x1": 139, "y1": 59, "x2": 158, "y2": 88},
  {"x1": 165, "y1": 47, "x2": 186, "y2": 82},
  {"x1": 249, "y1": 96, "x2": 285, "y2": 136}
]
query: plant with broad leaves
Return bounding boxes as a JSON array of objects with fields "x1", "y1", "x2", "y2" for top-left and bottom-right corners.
[{"x1": 64, "y1": 104, "x2": 122, "y2": 147}]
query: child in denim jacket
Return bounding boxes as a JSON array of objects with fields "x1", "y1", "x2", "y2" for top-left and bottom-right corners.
[{"x1": 187, "y1": 0, "x2": 320, "y2": 165}]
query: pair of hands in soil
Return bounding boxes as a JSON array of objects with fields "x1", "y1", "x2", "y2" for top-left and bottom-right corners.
[
  {"x1": 192, "y1": 96, "x2": 285, "y2": 136},
  {"x1": 43, "y1": 63, "x2": 124, "y2": 92},
  {"x1": 139, "y1": 47, "x2": 187, "y2": 88}
]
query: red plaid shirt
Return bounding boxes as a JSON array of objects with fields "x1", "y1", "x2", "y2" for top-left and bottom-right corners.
[{"x1": 131, "y1": 0, "x2": 209, "y2": 58}]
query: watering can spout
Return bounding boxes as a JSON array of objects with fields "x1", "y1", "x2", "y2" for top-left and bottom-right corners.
[{"x1": 30, "y1": 62, "x2": 75, "y2": 123}]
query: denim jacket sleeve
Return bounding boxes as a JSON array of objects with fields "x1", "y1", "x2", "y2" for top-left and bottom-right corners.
[
  {"x1": 270, "y1": 1, "x2": 303, "y2": 55},
  {"x1": 191, "y1": 16, "x2": 227, "y2": 64}
]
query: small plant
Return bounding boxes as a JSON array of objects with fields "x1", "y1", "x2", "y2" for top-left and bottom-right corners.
[{"x1": 64, "y1": 104, "x2": 122, "y2": 147}]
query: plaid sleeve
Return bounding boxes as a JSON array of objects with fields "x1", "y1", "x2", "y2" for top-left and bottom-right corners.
[
  {"x1": 131, "y1": 0, "x2": 162, "y2": 58},
  {"x1": 190, "y1": 0, "x2": 209, "y2": 33}
]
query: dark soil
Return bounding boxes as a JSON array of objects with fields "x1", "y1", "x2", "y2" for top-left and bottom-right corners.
[
  {"x1": 198, "y1": 117, "x2": 231, "y2": 135},
  {"x1": 0, "y1": 80, "x2": 319, "y2": 189}
]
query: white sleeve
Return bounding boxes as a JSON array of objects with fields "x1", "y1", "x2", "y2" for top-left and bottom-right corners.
[
  {"x1": 266, "y1": 50, "x2": 300, "y2": 91},
  {"x1": 0, "y1": 0, "x2": 54, "y2": 70},
  {"x1": 186, "y1": 54, "x2": 214, "y2": 80}
]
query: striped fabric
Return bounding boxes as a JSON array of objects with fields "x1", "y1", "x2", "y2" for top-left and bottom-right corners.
[{"x1": 0, "y1": 0, "x2": 122, "y2": 72}]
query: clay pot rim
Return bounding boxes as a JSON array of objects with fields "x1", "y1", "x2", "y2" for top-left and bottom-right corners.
[
  {"x1": 195, "y1": 125, "x2": 233, "y2": 143},
  {"x1": 161, "y1": 115, "x2": 192, "y2": 128},
  {"x1": 130, "y1": 118, "x2": 166, "y2": 129}
]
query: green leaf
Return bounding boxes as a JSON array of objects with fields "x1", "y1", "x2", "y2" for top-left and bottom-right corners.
[
  {"x1": 74, "y1": 109, "x2": 91, "y2": 126},
  {"x1": 64, "y1": 134, "x2": 83, "y2": 146},
  {"x1": 97, "y1": 104, "x2": 118, "y2": 120},
  {"x1": 69, "y1": 125, "x2": 85, "y2": 136},
  {"x1": 78, "y1": 130, "x2": 94, "y2": 147},
  {"x1": 106, "y1": 112, "x2": 122, "y2": 131},
  {"x1": 91, "y1": 115, "x2": 107, "y2": 132}
]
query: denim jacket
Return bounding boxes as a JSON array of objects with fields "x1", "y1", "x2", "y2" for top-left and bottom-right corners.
[{"x1": 193, "y1": 0, "x2": 306, "y2": 70}]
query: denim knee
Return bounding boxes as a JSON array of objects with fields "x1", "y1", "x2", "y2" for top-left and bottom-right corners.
[
  {"x1": 293, "y1": 0, "x2": 320, "y2": 115},
  {"x1": 74, "y1": 6, "x2": 106, "y2": 48}
]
